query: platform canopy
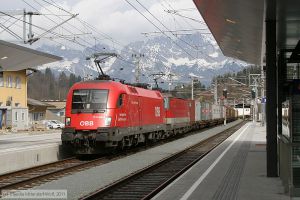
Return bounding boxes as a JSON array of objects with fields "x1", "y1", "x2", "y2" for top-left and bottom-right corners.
[
  {"x1": 193, "y1": 0, "x2": 300, "y2": 65},
  {"x1": 0, "y1": 40, "x2": 61, "y2": 71}
]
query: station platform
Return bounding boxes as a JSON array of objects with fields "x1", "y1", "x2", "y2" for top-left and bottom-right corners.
[
  {"x1": 32, "y1": 120, "x2": 242, "y2": 199},
  {"x1": 0, "y1": 131, "x2": 61, "y2": 153},
  {"x1": 153, "y1": 122, "x2": 289, "y2": 200},
  {"x1": 0, "y1": 131, "x2": 69, "y2": 175}
]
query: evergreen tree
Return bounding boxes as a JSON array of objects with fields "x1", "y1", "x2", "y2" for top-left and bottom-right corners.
[
  {"x1": 28, "y1": 69, "x2": 82, "y2": 100},
  {"x1": 69, "y1": 73, "x2": 76, "y2": 88}
]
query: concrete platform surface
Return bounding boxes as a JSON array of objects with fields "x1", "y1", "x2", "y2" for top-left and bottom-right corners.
[
  {"x1": 153, "y1": 122, "x2": 289, "y2": 200},
  {"x1": 0, "y1": 131, "x2": 61, "y2": 153},
  {"x1": 32, "y1": 120, "x2": 242, "y2": 199},
  {"x1": 0, "y1": 132, "x2": 67, "y2": 175}
]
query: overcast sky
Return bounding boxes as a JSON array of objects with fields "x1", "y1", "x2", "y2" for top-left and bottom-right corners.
[{"x1": 1, "y1": 0, "x2": 208, "y2": 47}]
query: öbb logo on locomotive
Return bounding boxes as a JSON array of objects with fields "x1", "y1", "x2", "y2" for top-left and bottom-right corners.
[{"x1": 79, "y1": 121, "x2": 94, "y2": 126}]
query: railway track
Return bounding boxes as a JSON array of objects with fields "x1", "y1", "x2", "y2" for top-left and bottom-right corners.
[
  {"x1": 0, "y1": 120, "x2": 242, "y2": 194},
  {"x1": 0, "y1": 157, "x2": 111, "y2": 192},
  {"x1": 80, "y1": 121, "x2": 246, "y2": 200}
]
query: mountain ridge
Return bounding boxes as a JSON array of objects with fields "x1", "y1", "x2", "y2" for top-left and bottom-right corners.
[{"x1": 37, "y1": 33, "x2": 248, "y2": 87}]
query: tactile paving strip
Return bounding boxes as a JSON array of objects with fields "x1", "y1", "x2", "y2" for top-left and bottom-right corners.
[{"x1": 212, "y1": 128, "x2": 253, "y2": 200}]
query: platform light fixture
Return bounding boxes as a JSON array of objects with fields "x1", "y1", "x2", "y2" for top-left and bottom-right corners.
[
  {"x1": 1, "y1": 56, "x2": 8, "y2": 60},
  {"x1": 226, "y1": 18, "x2": 236, "y2": 24}
]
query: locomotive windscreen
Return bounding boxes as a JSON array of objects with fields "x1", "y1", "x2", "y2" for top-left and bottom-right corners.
[{"x1": 72, "y1": 89, "x2": 108, "y2": 113}]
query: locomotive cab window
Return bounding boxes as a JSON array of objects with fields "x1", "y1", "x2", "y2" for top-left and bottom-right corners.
[
  {"x1": 72, "y1": 89, "x2": 108, "y2": 113},
  {"x1": 164, "y1": 97, "x2": 170, "y2": 109},
  {"x1": 117, "y1": 94, "x2": 125, "y2": 108}
]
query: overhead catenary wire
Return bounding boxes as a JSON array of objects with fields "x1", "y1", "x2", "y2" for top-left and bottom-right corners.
[
  {"x1": 37, "y1": 2, "x2": 157, "y2": 77},
  {"x1": 0, "y1": 1, "x2": 222, "y2": 84},
  {"x1": 0, "y1": 16, "x2": 23, "y2": 38},
  {"x1": 45, "y1": 0, "x2": 138, "y2": 51},
  {"x1": 161, "y1": 0, "x2": 202, "y2": 34},
  {"x1": 20, "y1": 0, "x2": 124, "y2": 61},
  {"x1": 161, "y1": 2, "x2": 214, "y2": 46},
  {"x1": 0, "y1": 22, "x2": 23, "y2": 40},
  {"x1": 49, "y1": 1, "x2": 240, "y2": 86},
  {"x1": 0, "y1": 3, "x2": 161, "y2": 84},
  {"x1": 36, "y1": 14, "x2": 78, "y2": 39},
  {"x1": 22, "y1": 0, "x2": 97, "y2": 51},
  {"x1": 167, "y1": 11, "x2": 206, "y2": 25},
  {"x1": 137, "y1": 0, "x2": 217, "y2": 79},
  {"x1": 20, "y1": 0, "x2": 103, "y2": 58},
  {"x1": 41, "y1": 0, "x2": 181, "y2": 75},
  {"x1": 157, "y1": 0, "x2": 198, "y2": 70},
  {"x1": 141, "y1": 28, "x2": 209, "y2": 35},
  {"x1": 123, "y1": 0, "x2": 194, "y2": 60},
  {"x1": 30, "y1": 0, "x2": 107, "y2": 49},
  {"x1": 160, "y1": 0, "x2": 218, "y2": 63},
  {"x1": 0, "y1": 11, "x2": 83, "y2": 44},
  {"x1": 170, "y1": 8, "x2": 197, "y2": 12},
  {"x1": 38, "y1": 0, "x2": 169, "y2": 75},
  {"x1": 133, "y1": 0, "x2": 198, "y2": 57},
  {"x1": 161, "y1": 0, "x2": 204, "y2": 48}
]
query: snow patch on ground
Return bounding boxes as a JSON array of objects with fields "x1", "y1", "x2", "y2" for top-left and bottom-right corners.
[
  {"x1": 167, "y1": 57, "x2": 196, "y2": 67},
  {"x1": 164, "y1": 57, "x2": 223, "y2": 70},
  {"x1": 209, "y1": 52, "x2": 219, "y2": 58},
  {"x1": 189, "y1": 72, "x2": 204, "y2": 78},
  {"x1": 39, "y1": 59, "x2": 73, "y2": 70}
]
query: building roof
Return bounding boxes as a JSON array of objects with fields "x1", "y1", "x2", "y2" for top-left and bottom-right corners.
[
  {"x1": 193, "y1": 0, "x2": 264, "y2": 65},
  {"x1": 27, "y1": 98, "x2": 55, "y2": 107},
  {"x1": 0, "y1": 40, "x2": 62, "y2": 71},
  {"x1": 193, "y1": 0, "x2": 300, "y2": 65},
  {"x1": 43, "y1": 101, "x2": 66, "y2": 109}
]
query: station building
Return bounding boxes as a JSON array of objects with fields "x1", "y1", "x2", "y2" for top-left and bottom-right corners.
[
  {"x1": 0, "y1": 40, "x2": 61, "y2": 130},
  {"x1": 0, "y1": 69, "x2": 28, "y2": 130}
]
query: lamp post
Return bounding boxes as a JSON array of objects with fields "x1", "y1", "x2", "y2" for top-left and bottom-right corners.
[
  {"x1": 189, "y1": 74, "x2": 203, "y2": 100},
  {"x1": 243, "y1": 98, "x2": 245, "y2": 120},
  {"x1": 191, "y1": 77, "x2": 195, "y2": 100},
  {"x1": 223, "y1": 89, "x2": 227, "y2": 125}
]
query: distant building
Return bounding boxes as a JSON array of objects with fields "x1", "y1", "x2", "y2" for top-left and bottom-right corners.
[
  {"x1": 234, "y1": 104, "x2": 251, "y2": 118},
  {"x1": 0, "y1": 70, "x2": 29, "y2": 130},
  {"x1": 0, "y1": 40, "x2": 61, "y2": 130},
  {"x1": 44, "y1": 100, "x2": 66, "y2": 123},
  {"x1": 27, "y1": 98, "x2": 55, "y2": 123}
]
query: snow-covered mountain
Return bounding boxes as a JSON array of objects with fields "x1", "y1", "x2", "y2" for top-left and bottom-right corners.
[{"x1": 38, "y1": 33, "x2": 248, "y2": 87}]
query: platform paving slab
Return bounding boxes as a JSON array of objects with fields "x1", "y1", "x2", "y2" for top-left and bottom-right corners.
[
  {"x1": 30, "y1": 120, "x2": 242, "y2": 200},
  {"x1": 0, "y1": 132, "x2": 69, "y2": 175},
  {"x1": 0, "y1": 132, "x2": 61, "y2": 152},
  {"x1": 152, "y1": 122, "x2": 289, "y2": 200}
]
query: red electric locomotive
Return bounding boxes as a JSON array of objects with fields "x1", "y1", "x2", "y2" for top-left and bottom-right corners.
[
  {"x1": 62, "y1": 79, "x2": 237, "y2": 154},
  {"x1": 62, "y1": 80, "x2": 165, "y2": 154}
]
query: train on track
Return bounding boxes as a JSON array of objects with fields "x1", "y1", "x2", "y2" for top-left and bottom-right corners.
[{"x1": 62, "y1": 80, "x2": 238, "y2": 154}]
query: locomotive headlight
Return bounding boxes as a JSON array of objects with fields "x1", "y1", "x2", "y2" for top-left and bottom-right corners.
[
  {"x1": 65, "y1": 117, "x2": 71, "y2": 126},
  {"x1": 105, "y1": 117, "x2": 112, "y2": 126}
]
